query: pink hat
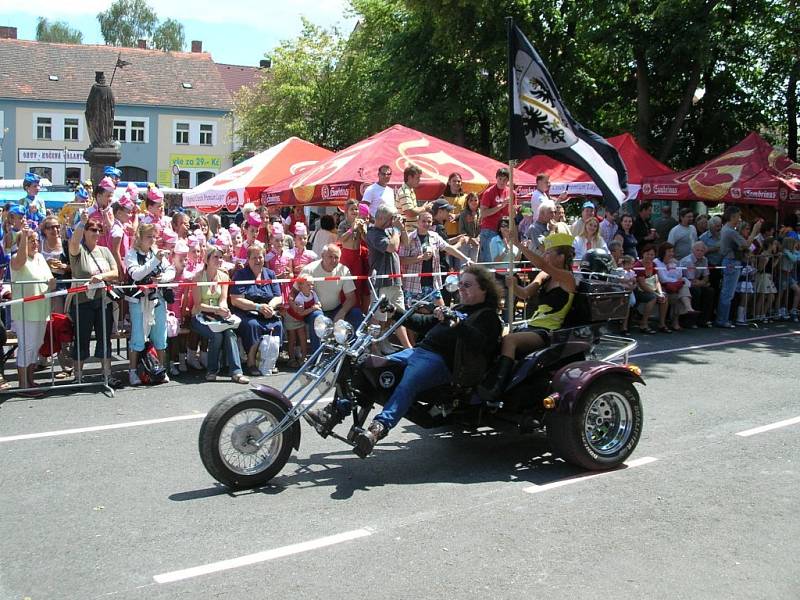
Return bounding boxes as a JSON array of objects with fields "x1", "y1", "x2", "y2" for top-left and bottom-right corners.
[
  {"x1": 228, "y1": 223, "x2": 241, "y2": 236},
  {"x1": 270, "y1": 222, "x2": 284, "y2": 239},
  {"x1": 187, "y1": 235, "x2": 203, "y2": 249},
  {"x1": 125, "y1": 182, "x2": 139, "y2": 195},
  {"x1": 147, "y1": 186, "x2": 164, "y2": 203},
  {"x1": 97, "y1": 176, "x2": 116, "y2": 192},
  {"x1": 158, "y1": 229, "x2": 178, "y2": 248},
  {"x1": 246, "y1": 212, "x2": 262, "y2": 228},
  {"x1": 358, "y1": 203, "x2": 370, "y2": 218},
  {"x1": 173, "y1": 240, "x2": 189, "y2": 255},
  {"x1": 118, "y1": 193, "x2": 137, "y2": 212},
  {"x1": 293, "y1": 222, "x2": 308, "y2": 236},
  {"x1": 216, "y1": 228, "x2": 232, "y2": 245}
]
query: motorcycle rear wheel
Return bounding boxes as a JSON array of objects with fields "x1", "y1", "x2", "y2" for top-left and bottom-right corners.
[
  {"x1": 199, "y1": 392, "x2": 293, "y2": 489},
  {"x1": 547, "y1": 377, "x2": 642, "y2": 470}
]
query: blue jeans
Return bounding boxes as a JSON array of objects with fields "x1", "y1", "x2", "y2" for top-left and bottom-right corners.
[
  {"x1": 715, "y1": 258, "x2": 741, "y2": 325},
  {"x1": 305, "y1": 305, "x2": 365, "y2": 351},
  {"x1": 479, "y1": 229, "x2": 499, "y2": 263},
  {"x1": 190, "y1": 315, "x2": 244, "y2": 376},
  {"x1": 374, "y1": 347, "x2": 452, "y2": 430},
  {"x1": 129, "y1": 298, "x2": 168, "y2": 352}
]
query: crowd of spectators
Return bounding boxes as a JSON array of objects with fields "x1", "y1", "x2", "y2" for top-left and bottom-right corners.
[{"x1": 1, "y1": 167, "x2": 799, "y2": 395}]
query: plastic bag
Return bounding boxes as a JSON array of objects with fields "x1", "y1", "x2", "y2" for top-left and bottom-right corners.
[
  {"x1": 257, "y1": 334, "x2": 280, "y2": 375},
  {"x1": 166, "y1": 311, "x2": 180, "y2": 338}
]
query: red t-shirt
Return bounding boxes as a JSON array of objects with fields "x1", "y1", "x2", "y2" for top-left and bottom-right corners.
[{"x1": 480, "y1": 184, "x2": 510, "y2": 232}]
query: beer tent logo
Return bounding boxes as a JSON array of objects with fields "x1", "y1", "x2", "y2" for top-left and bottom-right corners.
[{"x1": 508, "y1": 21, "x2": 628, "y2": 211}]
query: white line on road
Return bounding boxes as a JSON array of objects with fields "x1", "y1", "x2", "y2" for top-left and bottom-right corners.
[
  {"x1": 630, "y1": 330, "x2": 800, "y2": 359},
  {"x1": 153, "y1": 528, "x2": 374, "y2": 584},
  {"x1": 736, "y1": 416, "x2": 800, "y2": 438},
  {"x1": 0, "y1": 413, "x2": 207, "y2": 443},
  {"x1": 523, "y1": 456, "x2": 658, "y2": 494}
]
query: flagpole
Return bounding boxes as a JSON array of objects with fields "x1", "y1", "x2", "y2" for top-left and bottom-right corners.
[{"x1": 505, "y1": 15, "x2": 516, "y2": 328}]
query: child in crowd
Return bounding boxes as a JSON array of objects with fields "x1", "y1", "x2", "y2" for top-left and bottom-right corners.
[
  {"x1": 286, "y1": 278, "x2": 321, "y2": 367},
  {"x1": 754, "y1": 238, "x2": 779, "y2": 323},
  {"x1": 619, "y1": 254, "x2": 638, "y2": 335},
  {"x1": 167, "y1": 240, "x2": 192, "y2": 374},
  {"x1": 778, "y1": 236, "x2": 800, "y2": 321}
]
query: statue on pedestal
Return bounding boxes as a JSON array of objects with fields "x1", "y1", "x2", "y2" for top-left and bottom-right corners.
[{"x1": 83, "y1": 70, "x2": 121, "y2": 184}]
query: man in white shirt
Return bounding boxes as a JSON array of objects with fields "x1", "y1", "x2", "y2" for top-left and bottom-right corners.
[
  {"x1": 300, "y1": 244, "x2": 364, "y2": 328},
  {"x1": 531, "y1": 173, "x2": 567, "y2": 220},
  {"x1": 364, "y1": 165, "x2": 396, "y2": 219},
  {"x1": 667, "y1": 207, "x2": 698, "y2": 260}
]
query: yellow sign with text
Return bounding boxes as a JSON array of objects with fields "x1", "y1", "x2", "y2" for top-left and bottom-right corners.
[
  {"x1": 169, "y1": 154, "x2": 222, "y2": 170},
  {"x1": 157, "y1": 169, "x2": 172, "y2": 187}
]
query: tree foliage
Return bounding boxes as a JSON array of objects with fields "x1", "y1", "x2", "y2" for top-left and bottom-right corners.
[
  {"x1": 235, "y1": 0, "x2": 794, "y2": 169},
  {"x1": 152, "y1": 18, "x2": 185, "y2": 52},
  {"x1": 35, "y1": 17, "x2": 83, "y2": 44},
  {"x1": 98, "y1": 0, "x2": 158, "y2": 47}
]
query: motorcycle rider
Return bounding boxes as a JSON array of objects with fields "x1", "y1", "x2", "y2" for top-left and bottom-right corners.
[
  {"x1": 307, "y1": 264, "x2": 503, "y2": 457},
  {"x1": 481, "y1": 231, "x2": 577, "y2": 402}
]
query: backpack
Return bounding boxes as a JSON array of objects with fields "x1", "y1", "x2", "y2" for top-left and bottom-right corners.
[{"x1": 137, "y1": 341, "x2": 167, "y2": 385}]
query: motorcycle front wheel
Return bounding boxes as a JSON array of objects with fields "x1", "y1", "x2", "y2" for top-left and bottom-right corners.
[
  {"x1": 547, "y1": 376, "x2": 642, "y2": 470},
  {"x1": 199, "y1": 392, "x2": 293, "y2": 489}
]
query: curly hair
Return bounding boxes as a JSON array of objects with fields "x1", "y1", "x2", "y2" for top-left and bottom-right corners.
[{"x1": 461, "y1": 264, "x2": 501, "y2": 309}]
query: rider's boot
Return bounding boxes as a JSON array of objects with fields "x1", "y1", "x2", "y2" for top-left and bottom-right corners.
[
  {"x1": 479, "y1": 356, "x2": 515, "y2": 406},
  {"x1": 305, "y1": 402, "x2": 345, "y2": 438},
  {"x1": 353, "y1": 420, "x2": 387, "y2": 458}
]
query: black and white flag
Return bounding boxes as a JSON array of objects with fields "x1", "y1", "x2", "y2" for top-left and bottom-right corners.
[{"x1": 508, "y1": 21, "x2": 628, "y2": 211}]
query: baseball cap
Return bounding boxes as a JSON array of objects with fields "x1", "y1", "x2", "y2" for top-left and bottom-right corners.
[
  {"x1": 432, "y1": 198, "x2": 454, "y2": 212},
  {"x1": 582, "y1": 201, "x2": 595, "y2": 210}
]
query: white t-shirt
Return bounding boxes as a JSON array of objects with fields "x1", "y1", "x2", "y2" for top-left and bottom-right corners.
[
  {"x1": 532, "y1": 189, "x2": 549, "y2": 220},
  {"x1": 300, "y1": 259, "x2": 356, "y2": 311},
  {"x1": 311, "y1": 228, "x2": 337, "y2": 257},
  {"x1": 363, "y1": 183, "x2": 396, "y2": 218}
]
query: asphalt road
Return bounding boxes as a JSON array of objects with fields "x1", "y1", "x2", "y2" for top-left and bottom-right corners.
[{"x1": 1, "y1": 324, "x2": 798, "y2": 600}]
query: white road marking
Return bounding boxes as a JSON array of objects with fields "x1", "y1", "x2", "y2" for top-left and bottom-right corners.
[
  {"x1": 629, "y1": 330, "x2": 800, "y2": 359},
  {"x1": 153, "y1": 528, "x2": 374, "y2": 584},
  {"x1": 736, "y1": 416, "x2": 800, "y2": 438},
  {"x1": 0, "y1": 413, "x2": 206, "y2": 443},
  {"x1": 523, "y1": 456, "x2": 658, "y2": 494}
]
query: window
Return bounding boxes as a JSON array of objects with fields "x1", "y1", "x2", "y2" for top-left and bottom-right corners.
[
  {"x1": 130, "y1": 120, "x2": 145, "y2": 143},
  {"x1": 175, "y1": 123, "x2": 189, "y2": 145},
  {"x1": 64, "y1": 118, "x2": 79, "y2": 141},
  {"x1": 120, "y1": 166, "x2": 148, "y2": 182},
  {"x1": 177, "y1": 170, "x2": 191, "y2": 189},
  {"x1": 113, "y1": 120, "x2": 127, "y2": 142},
  {"x1": 196, "y1": 171, "x2": 215, "y2": 185},
  {"x1": 30, "y1": 166, "x2": 52, "y2": 181},
  {"x1": 199, "y1": 123, "x2": 214, "y2": 146},
  {"x1": 65, "y1": 167, "x2": 82, "y2": 186},
  {"x1": 36, "y1": 117, "x2": 52, "y2": 140}
]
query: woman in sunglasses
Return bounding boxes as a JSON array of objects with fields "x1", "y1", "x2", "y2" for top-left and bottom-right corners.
[
  {"x1": 40, "y1": 216, "x2": 70, "y2": 315},
  {"x1": 68, "y1": 211, "x2": 120, "y2": 387}
]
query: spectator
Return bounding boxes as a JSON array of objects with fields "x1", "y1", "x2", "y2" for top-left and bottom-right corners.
[
  {"x1": 654, "y1": 242, "x2": 698, "y2": 331},
  {"x1": 172, "y1": 212, "x2": 190, "y2": 239},
  {"x1": 571, "y1": 200, "x2": 596, "y2": 237},
  {"x1": 617, "y1": 213, "x2": 639, "y2": 259},
  {"x1": 489, "y1": 217, "x2": 522, "y2": 266},
  {"x1": 3, "y1": 205, "x2": 24, "y2": 255},
  {"x1": 68, "y1": 211, "x2": 119, "y2": 386},
  {"x1": 140, "y1": 186, "x2": 172, "y2": 233},
  {"x1": 367, "y1": 204, "x2": 411, "y2": 352},
  {"x1": 190, "y1": 247, "x2": 249, "y2": 384},
  {"x1": 695, "y1": 214, "x2": 709, "y2": 237},
  {"x1": 573, "y1": 216, "x2": 608, "y2": 260},
  {"x1": 286, "y1": 277, "x2": 321, "y2": 365},
  {"x1": 337, "y1": 200, "x2": 369, "y2": 309},
  {"x1": 364, "y1": 165, "x2": 396, "y2": 219},
  {"x1": 39, "y1": 216, "x2": 70, "y2": 315},
  {"x1": 443, "y1": 172, "x2": 467, "y2": 237},
  {"x1": 654, "y1": 204, "x2": 678, "y2": 241},
  {"x1": 167, "y1": 240, "x2": 192, "y2": 374},
  {"x1": 310, "y1": 214, "x2": 338, "y2": 257},
  {"x1": 193, "y1": 215, "x2": 210, "y2": 240},
  {"x1": 229, "y1": 244, "x2": 284, "y2": 376},
  {"x1": 284, "y1": 206, "x2": 308, "y2": 237},
  {"x1": 679, "y1": 241, "x2": 715, "y2": 327},
  {"x1": 430, "y1": 198, "x2": 462, "y2": 271},
  {"x1": 618, "y1": 254, "x2": 638, "y2": 335},
  {"x1": 395, "y1": 165, "x2": 431, "y2": 232},
  {"x1": 600, "y1": 209, "x2": 618, "y2": 246},
  {"x1": 20, "y1": 172, "x2": 46, "y2": 219},
  {"x1": 238, "y1": 211, "x2": 262, "y2": 260},
  {"x1": 479, "y1": 168, "x2": 510, "y2": 263},
  {"x1": 632, "y1": 201, "x2": 659, "y2": 252},
  {"x1": 299, "y1": 244, "x2": 364, "y2": 332},
  {"x1": 633, "y1": 243, "x2": 669, "y2": 334},
  {"x1": 124, "y1": 223, "x2": 175, "y2": 386},
  {"x1": 668, "y1": 208, "x2": 698, "y2": 260},
  {"x1": 778, "y1": 236, "x2": 800, "y2": 322},
  {"x1": 457, "y1": 193, "x2": 481, "y2": 263},
  {"x1": 525, "y1": 199, "x2": 554, "y2": 250},
  {"x1": 10, "y1": 225, "x2": 54, "y2": 395},
  {"x1": 753, "y1": 238, "x2": 779, "y2": 323},
  {"x1": 531, "y1": 173, "x2": 567, "y2": 220},
  {"x1": 700, "y1": 215, "x2": 723, "y2": 292},
  {"x1": 715, "y1": 207, "x2": 762, "y2": 328},
  {"x1": 87, "y1": 177, "x2": 116, "y2": 244},
  {"x1": 553, "y1": 202, "x2": 566, "y2": 223},
  {"x1": 109, "y1": 200, "x2": 134, "y2": 283},
  {"x1": 608, "y1": 240, "x2": 623, "y2": 264},
  {"x1": 400, "y1": 211, "x2": 470, "y2": 307},
  {"x1": 287, "y1": 223, "x2": 318, "y2": 276}
]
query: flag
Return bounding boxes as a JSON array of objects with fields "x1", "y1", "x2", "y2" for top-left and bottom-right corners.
[
  {"x1": 507, "y1": 20, "x2": 628, "y2": 211},
  {"x1": 116, "y1": 54, "x2": 132, "y2": 69}
]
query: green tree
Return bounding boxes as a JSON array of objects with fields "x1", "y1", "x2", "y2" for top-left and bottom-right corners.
[
  {"x1": 35, "y1": 17, "x2": 83, "y2": 44},
  {"x1": 97, "y1": 0, "x2": 158, "y2": 47},
  {"x1": 152, "y1": 18, "x2": 185, "y2": 52}
]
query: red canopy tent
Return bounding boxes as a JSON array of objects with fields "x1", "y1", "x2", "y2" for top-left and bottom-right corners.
[
  {"x1": 261, "y1": 124, "x2": 539, "y2": 206},
  {"x1": 518, "y1": 133, "x2": 673, "y2": 200},
  {"x1": 641, "y1": 132, "x2": 800, "y2": 211},
  {"x1": 182, "y1": 137, "x2": 334, "y2": 213}
]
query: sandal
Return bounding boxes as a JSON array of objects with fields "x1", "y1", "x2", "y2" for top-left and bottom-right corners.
[
  {"x1": 206, "y1": 373, "x2": 218, "y2": 382},
  {"x1": 658, "y1": 326, "x2": 673, "y2": 334},
  {"x1": 638, "y1": 326, "x2": 656, "y2": 335},
  {"x1": 232, "y1": 373, "x2": 250, "y2": 385}
]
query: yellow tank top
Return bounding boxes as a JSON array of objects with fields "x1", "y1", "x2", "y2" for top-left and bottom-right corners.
[{"x1": 527, "y1": 280, "x2": 574, "y2": 330}]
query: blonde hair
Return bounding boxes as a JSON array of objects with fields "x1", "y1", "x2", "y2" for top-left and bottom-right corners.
[
  {"x1": 580, "y1": 216, "x2": 604, "y2": 246},
  {"x1": 135, "y1": 223, "x2": 158, "y2": 250},
  {"x1": 242, "y1": 202, "x2": 257, "y2": 222}
]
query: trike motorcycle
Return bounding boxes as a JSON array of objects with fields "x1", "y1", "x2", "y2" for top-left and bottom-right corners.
[{"x1": 198, "y1": 271, "x2": 644, "y2": 490}]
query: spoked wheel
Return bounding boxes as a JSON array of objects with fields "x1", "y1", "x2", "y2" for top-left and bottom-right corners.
[
  {"x1": 199, "y1": 392, "x2": 294, "y2": 489},
  {"x1": 547, "y1": 377, "x2": 643, "y2": 470}
]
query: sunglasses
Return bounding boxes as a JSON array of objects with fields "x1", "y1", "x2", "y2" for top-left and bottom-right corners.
[
  {"x1": 379, "y1": 171, "x2": 392, "y2": 176},
  {"x1": 86, "y1": 227, "x2": 102, "y2": 234},
  {"x1": 45, "y1": 224, "x2": 61, "y2": 230}
]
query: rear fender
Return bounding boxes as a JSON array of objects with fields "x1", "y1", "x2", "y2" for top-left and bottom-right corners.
[
  {"x1": 548, "y1": 361, "x2": 645, "y2": 415},
  {"x1": 250, "y1": 384, "x2": 302, "y2": 450}
]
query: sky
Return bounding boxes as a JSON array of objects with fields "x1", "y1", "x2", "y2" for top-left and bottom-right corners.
[{"x1": 0, "y1": 0, "x2": 358, "y2": 65}]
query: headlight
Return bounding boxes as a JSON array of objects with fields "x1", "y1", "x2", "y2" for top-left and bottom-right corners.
[
  {"x1": 333, "y1": 320, "x2": 354, "y2": 344},
  {"x1": 313, "y1": 315, "x2": 333, "y2": 340},
  {"x1": 367, "y1": 324, "x2": 382, "y2": 339}
]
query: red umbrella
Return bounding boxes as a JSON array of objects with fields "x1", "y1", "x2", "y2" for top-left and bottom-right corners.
[
  {"x1": 519, "y1": 133, "x2": 673, "y2": 200},
  {"x1": 261, "y1": 124, "x2": 538, "y2": 206}
]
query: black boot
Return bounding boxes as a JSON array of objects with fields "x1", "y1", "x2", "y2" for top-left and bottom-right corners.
[
  {"x1": 354, "y1": 420, "x2": 387, "y2": 458},
  {"x1": 305, "y1": 402, "x2": 344, "y2": 438},
  {"x1": 479, "y1": 356, "x2": 515, "y2": 406}
]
